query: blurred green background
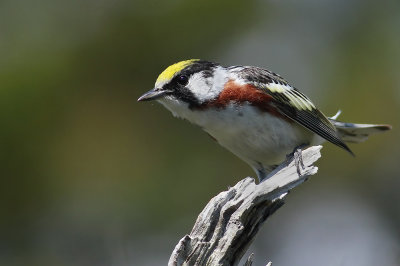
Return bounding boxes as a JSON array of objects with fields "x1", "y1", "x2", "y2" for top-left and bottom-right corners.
[{"x1": 1, "y1": 0, "x2": 399, "y2": 265}]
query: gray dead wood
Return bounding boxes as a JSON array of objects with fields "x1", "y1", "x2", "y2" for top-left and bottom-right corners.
[{"x1": 168, "y1": 145, "x2": 322, "y2": 266}]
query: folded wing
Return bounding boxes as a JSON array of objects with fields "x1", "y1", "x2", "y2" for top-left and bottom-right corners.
[{"x1": 237, "y1": 66, "x2": 353, "y2": 155}]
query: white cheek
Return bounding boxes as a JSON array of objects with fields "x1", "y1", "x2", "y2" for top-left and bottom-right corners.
[
  {"x1": 189, "y1": 67, "x2": 228, "y2": 103},
  {"x1": 188, "y1": 74, "x2": 216, "y2": 103}
]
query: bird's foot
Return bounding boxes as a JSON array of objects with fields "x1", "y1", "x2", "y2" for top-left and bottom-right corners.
[
  {"x1": 293, "y1": 148, "x2": 305, "y2": 175},
  {"x1": 287, "y1": 144, "x2": 308, "y2": 176}
]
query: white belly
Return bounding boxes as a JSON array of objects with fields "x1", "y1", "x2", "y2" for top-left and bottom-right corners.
[
  {"x1": 198, "y1": 105, "x2": 312, "y2": 167},
  {"x1": 160, "y1": 98, "x2": 314, "y2": 169}
]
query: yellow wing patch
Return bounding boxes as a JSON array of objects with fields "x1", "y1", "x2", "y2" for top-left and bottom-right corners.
[
  {"x1": 156, "y1": 59, "x2": 199, "y2": 85},
  {"x1": 266, "y1": 82, "x2": 291, "y2": 93},
  {"x1": 266, "y1": 82, "x2": 315, "y2": 111}
]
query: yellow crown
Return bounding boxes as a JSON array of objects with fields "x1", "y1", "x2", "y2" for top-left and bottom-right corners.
[{"x1": 156, "y1": 59, "x2": 199, "y2": 85}]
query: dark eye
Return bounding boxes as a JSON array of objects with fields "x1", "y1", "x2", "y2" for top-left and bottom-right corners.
[{"x1": 177, "y1": 75, "x2": 188, "y2": 86}]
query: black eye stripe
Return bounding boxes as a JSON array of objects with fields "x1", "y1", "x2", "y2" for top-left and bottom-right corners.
[
  {"x1": 161, "y1": 60, "x2": 218, "y2": 107},
  {"x1": 177, "y1": 75, "x2": 189, "y2": 86}
]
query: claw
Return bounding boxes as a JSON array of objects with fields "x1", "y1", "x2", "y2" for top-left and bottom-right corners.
[
  {"x1": 287, "y1": 144, "x2": 308, "y2": 176},
  {"x1": 294, "y1": 148, "x2": 305, "y2": 175}
]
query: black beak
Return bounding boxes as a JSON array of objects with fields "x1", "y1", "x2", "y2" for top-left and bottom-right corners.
[{"x1": 137, "y1": 88, "x2": 168, "y2": 102}]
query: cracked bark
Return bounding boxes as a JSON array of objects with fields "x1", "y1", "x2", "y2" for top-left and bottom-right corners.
[{"x1": 168, "y1": 145, "x2": 322, "y2": 266}]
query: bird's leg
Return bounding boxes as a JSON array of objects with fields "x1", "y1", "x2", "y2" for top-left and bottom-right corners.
[
  {"x1": 294, "y1": 148, "x2": 304, "y2": 175},
  {"x1": 255, "y1": 162, "x2": 268, "y2": 183},
  {"x1": 255, "y1": 163, "x2": 279, "y2": 183},
  {"x1": 256, "y1": 169, "x2": 267, "y2": 183},
  {"x1": 287, "y1": 144, "x2": 308, "y2": 176}
]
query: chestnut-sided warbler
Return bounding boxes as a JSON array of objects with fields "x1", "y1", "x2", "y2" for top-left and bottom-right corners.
[{"x1": 138, "y1": 59, "x2": 391, "y2": 181}]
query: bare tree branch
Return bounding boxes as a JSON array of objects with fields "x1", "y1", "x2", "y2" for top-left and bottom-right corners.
[{"x1": 169, "y1": 145, "x2": 322, "y2": 266}]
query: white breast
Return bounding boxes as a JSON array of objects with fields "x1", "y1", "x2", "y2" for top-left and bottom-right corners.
[{"x1": 159, "y1": 98, "x2": 314, "y2": 170}]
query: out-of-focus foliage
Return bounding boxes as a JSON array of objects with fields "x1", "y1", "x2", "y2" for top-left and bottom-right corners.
[{"x1": 0, "y1": 0, "x2": 399, "y2": 265}]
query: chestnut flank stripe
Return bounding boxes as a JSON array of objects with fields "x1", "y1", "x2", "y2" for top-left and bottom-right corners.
[{"x1": 199, "y1": 80, "x2": 290, "y2": 121}]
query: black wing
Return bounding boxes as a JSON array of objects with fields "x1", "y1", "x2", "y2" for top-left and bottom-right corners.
[{"x1": 237, "y1": 66, "x2": 353, "y2": 155}]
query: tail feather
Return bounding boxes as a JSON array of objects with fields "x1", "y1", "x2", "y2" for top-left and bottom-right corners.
[{"x1": 329, "y1": 110, "x2": 392, "y2": 143}]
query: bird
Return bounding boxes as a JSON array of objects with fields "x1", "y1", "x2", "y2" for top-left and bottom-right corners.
[{"x1": 138, "y1": 59, "x2": 391, "y2": 181}]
